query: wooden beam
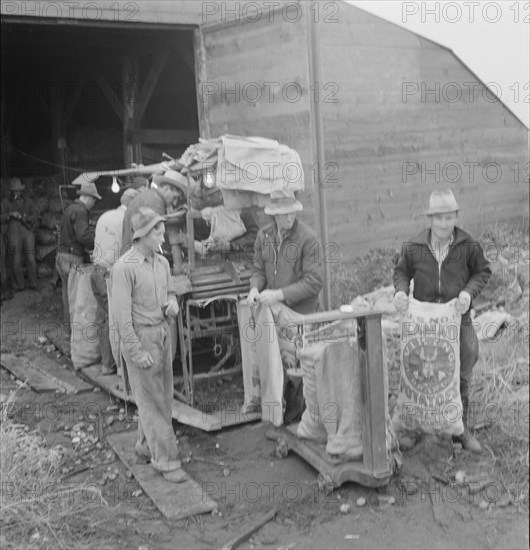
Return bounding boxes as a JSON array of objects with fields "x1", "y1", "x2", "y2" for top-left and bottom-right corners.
[
  {"x1": 174, "y1": 34, "x2": 196, "y2": 74},
  {"x1": 134, "y1": 128, "x2": 199, "y2": 144},
  {"x1": 122, "y1": 55, "x2": 139, "y2": 165},
  {"x1": 49, "y1": 71, "x2": 68, "y2": 183},
  {"x1": 63, "y1": 67, "x2": 92, "y2": 130},
  {"x1": 2, "y1": 83, "x2": 21, "y2": 129},
  {"x1": 306, "y1": 4, "x2": 331, "y2": 311},
  {"x1": 94, "y1": 70, "x2": 123, "y2": 122},
  {"x1": 34, "y1": 85, "x2": 51, "y2": 122},
  {"x1": 136, "y1": 48, "x2": 170, "y2": 122},
  {"x1": 194, "y1": 27, "x2": 210, "y2": 139}
]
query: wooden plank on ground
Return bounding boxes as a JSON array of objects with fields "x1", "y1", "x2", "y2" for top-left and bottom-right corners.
[
  {"x1": 1, "y1": 353, "x2": 57, "y2": 393},
  {"x1": 78, "y1": 363, "x2": 260, "y2": 431},
  {"x1": 24, "y1": 350, "x2": 93, "y2": 394},
  {"x1": 78, "y1": 365, "x2": 226, "y2": 431},
  {"x1": 107, "y1": 431, "x2": 216, "y2": 520},
  {"x1": 211, "y1": 408, "x2": 261, "y2": 429},
  {"x1": 79, "y1": 365, "x2": 130, "y2": 400}
]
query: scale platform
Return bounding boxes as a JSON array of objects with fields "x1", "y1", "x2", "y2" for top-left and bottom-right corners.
[
  {"x1": 267, "y1": 424, "x2": 392, "y2": 492},
  {"x1": 264, "y1": 311, "x2": 397, "y2": 492}
]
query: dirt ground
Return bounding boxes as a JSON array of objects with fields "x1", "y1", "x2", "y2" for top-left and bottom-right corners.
[{"x1": 1, "y1": 281, "x2": 529, "y2": 550}]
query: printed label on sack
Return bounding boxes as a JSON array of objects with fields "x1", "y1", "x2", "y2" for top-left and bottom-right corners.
[{"x1": 392, "y1": 298, "x2": 464, "y2": 437}]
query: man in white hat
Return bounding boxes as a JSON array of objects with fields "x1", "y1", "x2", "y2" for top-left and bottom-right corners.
[
  {"x1": 2, "y1": 177, "x2": 39, "y2": 291},
  {"x1": 120, "y1": 170, "x2": 188, "y2": 256},
  {"x1": 248, "y1": 194, "x2": 323, "y2": 314},
  {"x1": 111, "y1": 207, "x2": 186, "y2": 483},
  {"x1": 91, "y1": 187, "x2": 139, "y2": 375},
  {"x1": 56, "y1": 180, "x2": 101, "y2": 337},
  {"x1": 247, "y1": 193, "x2": 324, "y2": 423},
  {"x1": 393, "y1": 188, "x2": 491, "y2": 453}
]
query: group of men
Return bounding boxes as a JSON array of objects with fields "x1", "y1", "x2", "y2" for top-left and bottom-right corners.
[
  {"x1": 2, "y1": 174, "x2": 491, "y2": 483},
  {"x1": 53, "y1": 171, "x2": 326, "y2": 482}
]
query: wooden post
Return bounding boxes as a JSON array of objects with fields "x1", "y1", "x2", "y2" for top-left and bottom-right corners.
[
  {"x1": 306, "y1": 6, "x2": 331, "y2": 310},
  {"x1": 194, "y1": 27, "x2": 210, "y2": 139},
  {"x1": 358, "y1": 314, "x2": 392, "y2": 479},
  {"x1": 49, "y1": 73, "x2": 67, "y2": 184},
  {"x1": 122, "y1": 55, "x2": 139, "y2": 166}
]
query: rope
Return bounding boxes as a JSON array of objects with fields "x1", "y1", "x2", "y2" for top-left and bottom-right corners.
[{"x1": 9, "y1": 145, "x2": 90, "y2": 173}]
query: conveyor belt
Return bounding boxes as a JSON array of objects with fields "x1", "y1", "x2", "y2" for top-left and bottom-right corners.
[{"x1": 189, "y1": 261, "x2": 251, "y2": 299}]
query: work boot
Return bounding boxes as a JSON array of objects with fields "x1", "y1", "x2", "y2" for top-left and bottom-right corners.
[
  {"x1": 454, "y1": 395, "x2": 482, "y2": 454},
  {"x1": 101, "y1": 364, "x2": 117, "y2": 376},
  {"x1": 453, "y1": 429, "x2": 482, "y2": 454},
  {"x1": 162, "y1": 468, "x2": 187, "y2": 484},
  {"x1": 135, "y1": 452, "x2": 151, "y2": 465}
]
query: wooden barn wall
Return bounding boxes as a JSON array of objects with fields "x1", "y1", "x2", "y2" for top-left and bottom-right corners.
[
  {"x1": 319, "y1": 3, "x2": 529, "y2": 260},
  {"x1": 201, "y1": 13, "x2": 319, "y2": 227}
]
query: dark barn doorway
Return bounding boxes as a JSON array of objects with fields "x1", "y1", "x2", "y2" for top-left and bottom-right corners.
[{"x1": 1, "y1": 20, "x2": 199, "y2": 185}]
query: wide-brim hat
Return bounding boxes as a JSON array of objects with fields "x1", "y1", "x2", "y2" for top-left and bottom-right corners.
[
  {"x1": 264, "y1": 196, "x2": 303, "y2": 216},
  {"x1": 9, "y1": 177, "x2": 25, "y2": 191},
  {"x1": 426, "y1": 188, "x2": 459, "y2": 215},
  {"x1": 132, "y1": 206, "x2": 166, "y2": 240},
  {"x1": 152, "y1": 170, "x2": 190, "y2": 196},
  {"x1": 77, "y1": 181, "x2": 102, "y2": 200}
]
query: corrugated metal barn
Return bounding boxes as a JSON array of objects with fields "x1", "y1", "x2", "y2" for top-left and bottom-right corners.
[{"x1": 1, "y1": 0, "x2": 528, "y2": 260}]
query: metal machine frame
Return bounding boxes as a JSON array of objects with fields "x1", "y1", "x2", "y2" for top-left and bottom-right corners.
[{"x1": 169, "y1": 170, "x2": 259, "y2": 426}]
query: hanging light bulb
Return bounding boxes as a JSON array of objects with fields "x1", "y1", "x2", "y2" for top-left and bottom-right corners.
[
  {"x1": 204, "y1": 170, "x2": 215, "y2": 188},
  {"x1": 111, "y1": 177, "x2": 120, "y2": 193}
]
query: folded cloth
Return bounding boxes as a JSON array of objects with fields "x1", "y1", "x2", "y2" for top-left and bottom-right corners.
[
  {"x1": 237, "y1": 301, "x2": 261, "y2": 414},
  {"x1": 254, "y1": 304, "x2": 284, "y2": 426},
  {"x1": 221, "y1": 189, "x2": 271, "y2": 210},
  {"x1": 217, "y1": 135, "x2": 304, "y2": 195},
  {"x1": 239, "y1": 302, "x2": 304, "y2": 427}
]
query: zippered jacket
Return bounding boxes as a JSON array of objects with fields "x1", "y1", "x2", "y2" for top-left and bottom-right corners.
[
  {"x1": 393, "y1": 227, "x2": 491, "y2": 304},
  {"x1": 250, "y1": 218, "x2": 324, "y2": 314},
  {"x1": 58, "y1": 200, "x2": 95, "y2": 257}
]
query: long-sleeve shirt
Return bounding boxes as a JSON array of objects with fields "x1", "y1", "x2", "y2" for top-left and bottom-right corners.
[
  {"x1": 58, "y1": 200, "x2": 94, "y2": 257},
  {"x1": 110, "y1": 249, "x2": 176, "y2": 364},
  {"x1": 250, "y1": 218, "x2": 324, "y2": 314},
  {"x1": 393, "y1": 226, "x2": 491, "y2": 305},
  {"x1": 120, "y1": 189, "x2": 167, "y2": 255},
  {"x1": 93, "y1": 205, "x2": 126, "y2": 269}
]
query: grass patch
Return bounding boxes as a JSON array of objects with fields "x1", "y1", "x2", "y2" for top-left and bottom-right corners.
[
  {"x1": 330, "y1": 248, "x2": 397, "y2": 308},
  {"x1": 0, "y1": 392, "x2": 106, "y2": 550}
]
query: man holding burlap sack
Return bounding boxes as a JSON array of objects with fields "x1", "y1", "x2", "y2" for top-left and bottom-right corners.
[
  {"x1": 247, "y1": 193, "x2": 324, "y2": 424},
  {"x1": 393, "y1": 189, "x2": 491, "y2": 453}
]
